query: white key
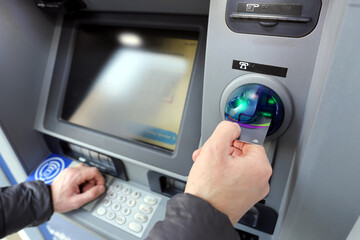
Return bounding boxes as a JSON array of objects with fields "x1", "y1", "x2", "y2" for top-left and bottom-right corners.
[
  {"x1": 113, "y1": 183, "x2": 122, "y2": 191},
  {"x1": 108, "y1": 191, "x2": 117, "y2": 199},
  {"x1": 134, "y1": 212, "x2": 148, "y2": 223},
  {"x1": 121, "y1": 207, "x2": 131, "y2": 216},
  {"x1": 128, "y1": 221, "x2": 143, "y2": 233},
  {"x1": 106, "y1": 211, "x2": 115, "y2": 220},
  {"x1": 127, "y1": 199, "x2": 136, "y2": 207},
  {"x1": 122, "y1": 187, "x2": 131, "y2": 195},
  {"x1": 131, "y1": 191, "x2": 141, "y2": 199},
  {"x1": 102, "y1": 199, "x2": 111, "y2": 207},
  {"x1": 96, "y1": 207, "x2": 106, "y2": 216},
  {"x1": 112, "y1": 203, "x2": 121, "y2": 211},
  {"x1": 116, "y1": 216, "x2": 126, "y2": 225},
  {"x1": 139, "y1": 204, "x2": 153, "y2": 214},
  {"x1": 144, "y1": 196, "x2": 158, "y2": 205},
  {"x1": 117, "y1": 195, "x2": 126, "y2": 203}
]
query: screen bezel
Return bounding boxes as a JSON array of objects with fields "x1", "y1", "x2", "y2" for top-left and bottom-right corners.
[{"x1": 43, "y1": 12, "x2": 207, "y2": 176}]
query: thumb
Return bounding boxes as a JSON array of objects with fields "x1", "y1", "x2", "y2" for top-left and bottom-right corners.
[
  {"x1": 72, "y1": 185, "x2": 105, "y2": 208},
  {"x1": 192, "y1": 148, "x2": 202, "y2": 162},
  {"x1": 204, "y1": 121, "x2": 241, "y2": 156}
]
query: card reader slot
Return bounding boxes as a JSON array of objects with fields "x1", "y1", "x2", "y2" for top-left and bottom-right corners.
[{"x1": 230, "y1": 13, "x2": 312, "y2": 23}]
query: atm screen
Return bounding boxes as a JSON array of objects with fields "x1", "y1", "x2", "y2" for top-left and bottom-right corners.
[{"x1": 61, "y1": 25, "x2": 199, "y2": 151}]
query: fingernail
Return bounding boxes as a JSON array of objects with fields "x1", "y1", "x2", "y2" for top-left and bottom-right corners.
[{"x1": 99, "y1": 185, "x2": 105, "y2": 193}]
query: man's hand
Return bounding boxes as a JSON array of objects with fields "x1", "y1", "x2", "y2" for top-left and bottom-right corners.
[
  {"x1": 185, "y1": 121, "x2": 272, "y2": 225},
  {"x1": 51, "y1": 164, "x2": 105, "y2": 213}
]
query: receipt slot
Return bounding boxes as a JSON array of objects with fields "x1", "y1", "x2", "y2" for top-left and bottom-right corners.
[{"x1": 220, "y1": 74, "x2": 293, "y2": 141}]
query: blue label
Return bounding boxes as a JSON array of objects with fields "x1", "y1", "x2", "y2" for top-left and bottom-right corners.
[
  {"x1": 128, "y1": 123, "x2": 178, "y2": 145},
  {"x1": 26, "y1": 154, "x2": 72, "y2": 185}
]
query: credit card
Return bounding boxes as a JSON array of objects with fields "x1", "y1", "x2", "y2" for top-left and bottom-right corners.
[{"x1": 226, "y1": 116, "x2": 272, "y2": 145}]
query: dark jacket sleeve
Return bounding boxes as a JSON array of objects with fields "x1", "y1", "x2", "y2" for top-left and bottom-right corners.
[
  {"x1": 0, "y1": 181, "x2": 54, "y2": 238},
  {"x1": 146, "y1": 193, "x2": 240, "y2": 240}
]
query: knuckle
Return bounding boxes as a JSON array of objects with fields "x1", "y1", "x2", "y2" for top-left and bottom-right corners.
[
  {"x1": 260, "y1": 184, "x2": 270, "y2": 199},
  {"x1": 90, "y1": 167, "x2": 98, "y2": 174},
  {"x1": 88, "y1": 190, "x2": 97, "y2": 199}
]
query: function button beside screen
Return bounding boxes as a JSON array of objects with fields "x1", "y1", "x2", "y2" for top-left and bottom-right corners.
[
  {"x1": 89, "y1": 150, "x2": 100, "y2": 163},
  {"x1": 81, "y1": 148, "x2": 91, "y2": 159},
  {"x1": 69, "y1": 144, "x2": 81, "y2": 154}
]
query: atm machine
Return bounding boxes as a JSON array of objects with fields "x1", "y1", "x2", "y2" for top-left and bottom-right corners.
[{"x1": 0, "y1": 0, "x2": 360, "y2": 239}]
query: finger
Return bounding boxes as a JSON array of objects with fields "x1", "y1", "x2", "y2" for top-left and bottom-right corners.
[
  {"x1": 205, "y1": 121, "x2": 241, "y2": 156},
  {"x1": 233, "y1": 140, "x2": 244, "y2": 149},
  {"x1": 192, "y1": 148, "x2": 202, "y2": 162},
  {"x1": 71, "y1": 185, "x2": 105, "y2": 208},
  {"x1": 76, "y1": 166, "x2": 105, "y2": 186},
  {"x1": 241, "y1": 142, "x2": 265, "y2": 155},
  {"x1": 74, "y1": 163, "x2": 84, "y2": 168},
  {"x1": 233, "y1": 140, "x2": 260, "y2": 153},
  {"x1": 229, "y1": 147, "x2": 243, "y2": 158},
  {"x1": 81, "y1": 180, "x2": 96, "y2": 192}
]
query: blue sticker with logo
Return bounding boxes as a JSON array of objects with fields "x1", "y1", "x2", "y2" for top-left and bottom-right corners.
[{"x1": 26, "y1": 154, "x2": 72, "y2": 185}]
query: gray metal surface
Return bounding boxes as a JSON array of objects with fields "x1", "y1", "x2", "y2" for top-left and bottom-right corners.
[
  {"x1": 278, "y1": 1, "x2": 360, "y2": 239},
  {"x1": 0, "y1": 0, "x2": 55, "y2": 173},
  {"x1": 202, "y1": 0, "x2": 329, "y2": 238}
]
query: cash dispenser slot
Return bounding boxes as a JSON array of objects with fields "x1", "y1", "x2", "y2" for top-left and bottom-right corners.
[{"x1": 147, "y1": 171, "x2": 186, "y2": 197}]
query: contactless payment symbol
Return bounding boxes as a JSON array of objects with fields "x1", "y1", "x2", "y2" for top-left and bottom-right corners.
[
  {"x1": 35, "y1": 157, "x2": 65, "y2": 184},
  {"x1": 26, "y1": 154, "x2": 72, "y2": 185}
]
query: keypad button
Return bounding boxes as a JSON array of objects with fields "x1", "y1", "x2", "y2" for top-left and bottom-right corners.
[
  {"x1": 143, "y1": 196, "x2": 158, "y2": 205},
  {"x1": 113, "y1": 183, "x2": 122, "y2": 191},
  {"x1": 91, "y1": 180, "x2": 161, "y2": 238},
  {"x1": 112, "y1": 203, "x2": 121, "y2": 211},
  {"x1": 117, "y1": 195, "x2": 126, "y2": 203},
  {"x1": 108, "y1": 191, "x2": 117, "y2": 199},
  {"x1": 127, "y1": 199, "x2": 136, "y2": 207},
  {"x1": 134, "y1": 212, "x2": 148, "y2": 223},
  {"x1": 122, "y1": 187, "x2": 131, "y2": 195},
  {"x1": 106, "y1": 211, "x2": 115, "y2": 220},
  {"x1": 96, "y1": 207, "x2": 106, "y2": 216},
  {"x1": 128, "y1": 222, "x2": 143, "y2": 233},
  {"x1": 121, "y1": 207, "x2": 131, "y2": 216},
  {"x1": 131, "y1": 191, "x2": 141, "y2": 199},
  {"x1": 102, "y1": 199, "x2": 111, "y2": 207},
  {"x1": 139, "y1": 204, "x2": 153, "y2": 214},
  {"x1": 116, "y1": 216, "x2": 126, "y2": 225}
]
